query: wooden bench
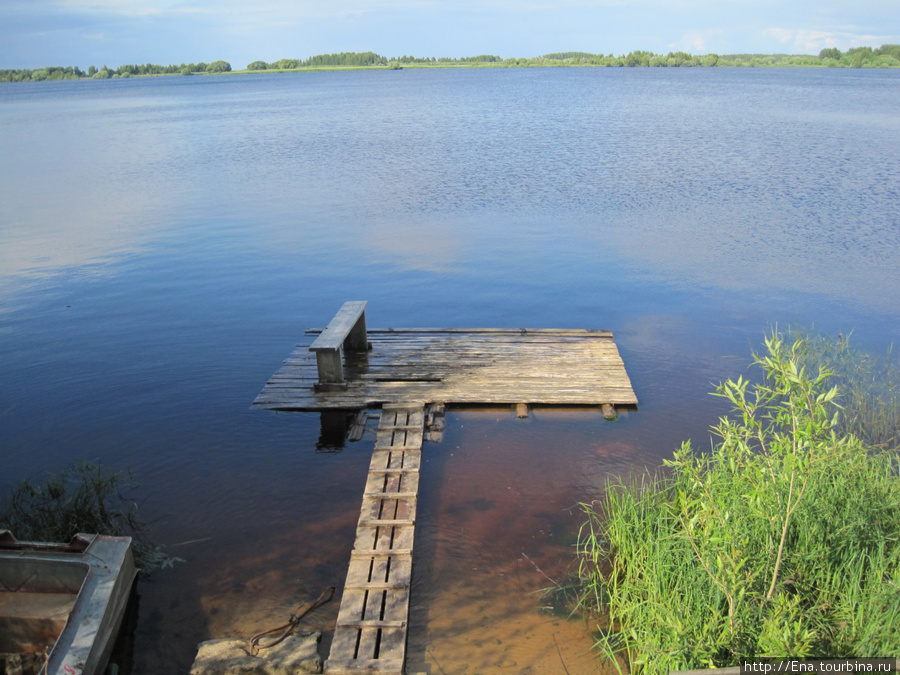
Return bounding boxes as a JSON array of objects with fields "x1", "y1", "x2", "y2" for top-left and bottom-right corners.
[{"x1": 310, "y1": 301, "x2": 369, "y2": 389}]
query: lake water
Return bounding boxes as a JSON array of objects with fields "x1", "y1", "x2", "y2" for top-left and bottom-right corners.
[{"x1": 2, "y1": 67, "x2": 899, "y2": 673}]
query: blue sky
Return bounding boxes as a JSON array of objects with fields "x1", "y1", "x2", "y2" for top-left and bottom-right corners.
[{"x1": 2, "y1": 0, "x2": 898, "y2": 70}]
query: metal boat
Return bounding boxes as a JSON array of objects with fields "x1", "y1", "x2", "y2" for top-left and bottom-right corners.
[{"x1": 0, "y1": 530, "x2": 137, "y2": 675}]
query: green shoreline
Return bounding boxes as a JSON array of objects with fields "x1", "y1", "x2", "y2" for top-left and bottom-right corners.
[{"x1": 4, "y1": 45, "x2": 900, "y2": 82}]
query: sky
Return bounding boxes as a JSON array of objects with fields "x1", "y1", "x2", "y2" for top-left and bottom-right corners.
[{"x1": 1, "y1": 0, "x2": 898, "y2": 70}]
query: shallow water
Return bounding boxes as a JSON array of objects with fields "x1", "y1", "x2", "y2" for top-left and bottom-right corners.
[{"x1": 1, "y1": 67, "x2": 899, "y2": 673}]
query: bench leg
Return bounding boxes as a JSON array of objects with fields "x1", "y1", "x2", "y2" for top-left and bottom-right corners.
[
  {"x1": 344, "y1": 309, "x2": 368, "y2": 352},
  {"x1": 316, "y1": 349, "x2": 344, "y2": 384}
]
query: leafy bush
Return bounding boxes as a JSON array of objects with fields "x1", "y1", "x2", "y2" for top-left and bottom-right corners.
[{"x1": 578, "y1": 332, "x2": 900, "y2": 673}]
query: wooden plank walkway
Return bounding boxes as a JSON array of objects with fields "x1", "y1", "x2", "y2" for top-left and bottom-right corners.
[
  {"x1": 324, "y1": 404, "x2": 426, "y2": 675},
  {"x1": 255, "y1": 328, "x2": 638, "y2": 411}
]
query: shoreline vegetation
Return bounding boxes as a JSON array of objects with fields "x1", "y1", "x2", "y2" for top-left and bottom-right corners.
[
  {"x1": 0, "y1": 461, "x2": 180, "y2": 573},
  {"x1": 3, "y1": 45, "x2": 900, "y2": 82},
  {"x1": 577, "y1": 331, "x2": 900, "y2": 671}
]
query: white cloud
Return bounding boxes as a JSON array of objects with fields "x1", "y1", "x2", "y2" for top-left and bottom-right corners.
[
  {"x1": 49, "y1": 0, "x2": 701, "y2": 21},
  {"x1": 764, "y1": 26, "x2": 889, "y2": 52},
  {"x1": 7, "y1": 0, "x2": 895, "y2": 67},
  {"x1": 668, "y1": 29, "x2": 728, "y2": 53},
  {"x1": 54, "y1": 0, "x2": 213, "y2": 18},
  {"x1": 763, "y1": 27, "x2": 794, "y2": 44}
]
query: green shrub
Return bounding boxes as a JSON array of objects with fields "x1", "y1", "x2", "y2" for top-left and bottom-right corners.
[
  {"x1": 206, "y1": 60, "x2": 231, "y2": 73},
  {"x1": 578, "y1": 332, "x2": 900, "y2": 673}
]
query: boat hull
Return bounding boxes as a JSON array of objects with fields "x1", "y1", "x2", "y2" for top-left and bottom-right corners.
[{"x1": 0, "y1": 531, "x2": 137, "y2": 675}]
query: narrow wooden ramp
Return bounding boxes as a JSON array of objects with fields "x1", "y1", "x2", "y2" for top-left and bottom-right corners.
[{"x1": 324, "y1": 404, "x2": 425, "y2": 675}]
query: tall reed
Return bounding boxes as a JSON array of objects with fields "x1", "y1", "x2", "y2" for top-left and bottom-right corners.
[
  {"x1": 0, "y1": 461, "x2": 178, "y2": 571},
  {"x1": 578, "y1": 332, "x2": 900, "y2": 674},
  {"x1": 787, "y1": 329, "x2": 900, "y2": 451}
]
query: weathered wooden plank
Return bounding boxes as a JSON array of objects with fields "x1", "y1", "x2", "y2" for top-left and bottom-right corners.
[
  {"x1": 355, "y1": 626, "x2": 379, "y2": 660},
  {"x1": 285, "y1": 341, "x2": 622, "y2": 364},
  {"x1": 358, "y1": 519, "x2": 415, "y2": 528},
  {"x1": 393, "y1": 495, "x2": 414, "y2": 522},
  {"x1": 358, "y1": 499, "x2": 417, "y2": 527},
  {"x1": 344, "y1": 557, "x2": 378, "y2": 589},
  {"x1": 363, "y1": 589, "x2": 385, "y2": 623},
  {"x1": 295, "y1": 343, "x2": 621, "y2": 363},
  {"x1": 262, "y1": 376, "x2": 636, "y2": 390},
  {"x1": 380, "y1": 587, "x2": 411, "y2": 623},
  {"x1": 344, "y1": 557, "x2": 413, "y2": 589},
  {"x1": 335, "y1": 588, "x2": 368, "y2": 625},
  {"x1": 307, "y1": 334, "x2": 620, "y2": 347},
  {"x1": 351, "y1": 522, "x2": 417, "y2": 552},
  {"x1": 309, "y1": 327, "x2": 613, "y2": 336},
  {"x1": 349, "y1": 548, "x2": 412, "y2": 558},
  {"x1": 325, "y1": 631, "x2": 360, "y2": 667},
  {"x1": 352, "y1": 526, "x2": 379, "y2": 555},
  {"x1": 381, "y1": 406, "x2": 426, "y2": 424},
  {"x1": 325, "y1": 659, "x2": 404, "y2": 675},
  {"x1": 373, "y1": 522, "x2": 395, "y2": 552},
  {"x1": 268, "y1": 370, "x2": 629, "y2": 387},
  {"x1": 348, "y1": 409, "x2": 369, "y2": 441},
  {"x1": 367, "y1": 467, "x2": 420, "y2": 477},
  {"x1": 377, "y1": 628, "x2": 407, "y2": 664},
  {"x1": 386, "y1": 524, "x2": 414, "y2": 552},
  {"x1": 256, "y1": 396, "x2": 636, "y2": 411},
  {"x1": 256, "y1": 393, "x2": 638, "y2": 410},
  {"x1": 362, "y1": 489, "x2": 417, "y2": 499},
  {"x1": 368, "y1": 451, "x2": 421, "y2": 472},
  {"x1": 374, "y1": 429, "x2": 424, "y2": 450}
]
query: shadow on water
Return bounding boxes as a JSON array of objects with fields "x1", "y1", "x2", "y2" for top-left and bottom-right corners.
[
  {"x1": 130, "y1": 579, "x2": 210, "y2": 674},
  {"x1": 106, "y1": 583, "x2": 142, "y2": 675},
  {"x1": 130, "y1": 499, "x2": 361, "y2": 673},
  {"x1": 123, "y1": 412, "x2": 379, "y2": 674},
  {"x1": 316, "y1": 411, "x2": 357, "y2": 453},
  {"x1": 121, "y1": 395, "x2": 706, "y2": 673}
]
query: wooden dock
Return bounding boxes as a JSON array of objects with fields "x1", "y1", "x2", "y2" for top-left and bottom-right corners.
[
  {"x1": 254, "y1": 329, "x2": 638, "y2": 412},
  {"x1": 255, "y1": 302, "x2": 637, "y2": 674}
]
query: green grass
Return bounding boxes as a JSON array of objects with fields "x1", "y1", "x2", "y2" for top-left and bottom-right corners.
[{"x1": 578, "y1": 331, "x2": 900, "y2": 674}]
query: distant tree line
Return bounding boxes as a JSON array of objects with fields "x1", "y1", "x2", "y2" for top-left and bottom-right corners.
[
  {"x1": 0, "y1": 60, "x2": 231, "y2": 83},
  {"x1": 517, "y1": 45, "x2": 900, "y2": 68},
  {"x1": 4, "y1": 45, "x2": 899, "y2": 83},
  {"x1": 247, "y1": 52, "x2": 388, "y2": 70},
  {"x1": 245, "y1": 47, "x2": 899, "y2": 70}
]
